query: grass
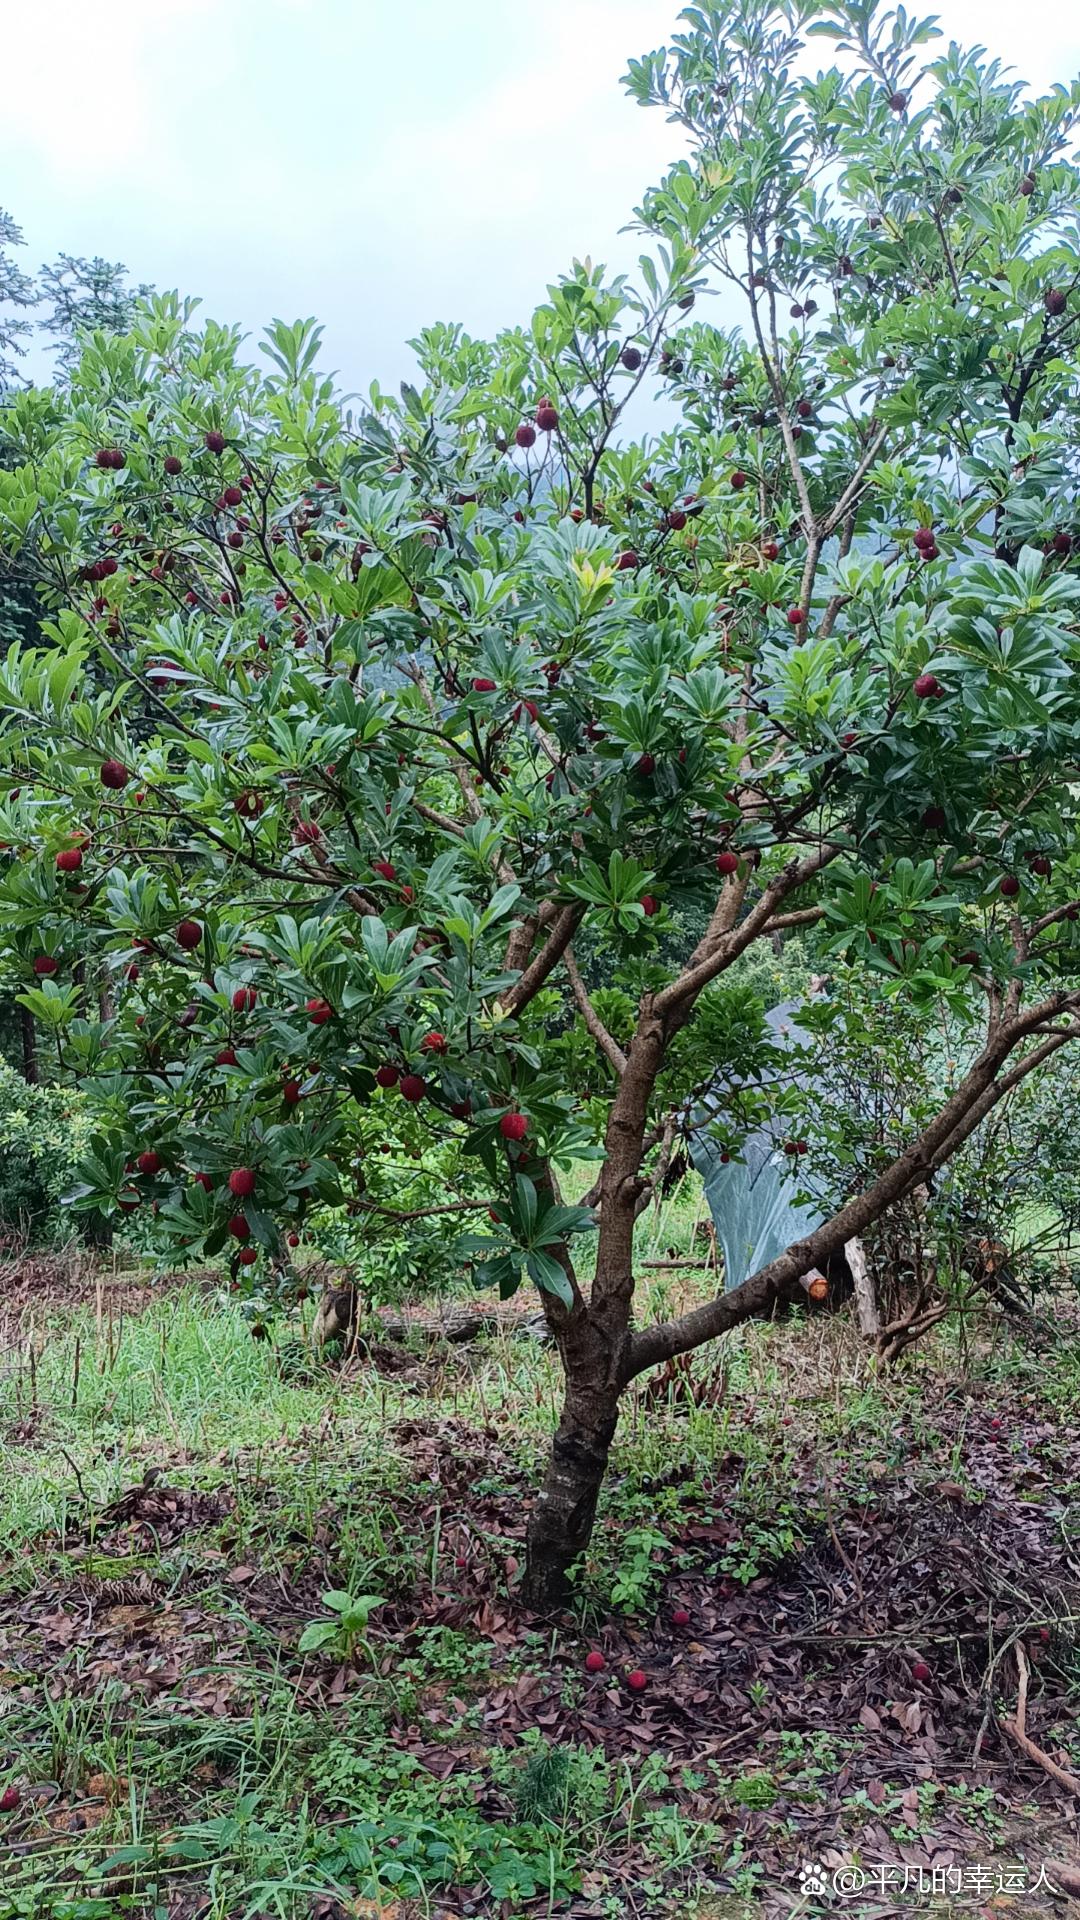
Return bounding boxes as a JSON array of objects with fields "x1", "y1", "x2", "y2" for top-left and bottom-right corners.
[{"x1": 2, "y1": 1176, "x2": 1080, "y2": 1917}]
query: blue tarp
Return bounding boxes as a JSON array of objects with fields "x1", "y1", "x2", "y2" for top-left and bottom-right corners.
[{"x1": 689, "y1": 999, "x2": 831, "y2": 1292}]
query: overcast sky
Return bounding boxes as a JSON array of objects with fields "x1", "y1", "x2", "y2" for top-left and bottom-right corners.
[{"x1": 4, "y1": 0, "x2": 1079, "y2": 394}]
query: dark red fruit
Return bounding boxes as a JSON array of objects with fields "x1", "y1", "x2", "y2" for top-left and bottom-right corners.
[
  {"x1": 237, "y1": 1245, "x2": 258, "y2": 1266},
  {"x1": 421, "y1": 1031, "x2": 448, "y2": 1054},
  {"x1": 620, "y1": 345, "x2": 643, "y2": 371},
  {"x1": 616, "y1": 550, "x2": 639, "y2": 570},
  {"x1": 514, "y1": 423, "x2": 537, "y2": 449},
  {"x1": 911, "y1": 1659, "x2": 931, "y2": 1682},
  {"x1": 796, "y1": 399, "x2": 813, "y2": 419},
  {"x1": 471, "y1": 677, "x2": 497, "y2": 693},
  {"x1": 535, "y1": 402, "x2": 559, "y2": 432},
  {"x1": 640, "y1": 895, "x2": 659, "y2": 916},
  {"x1": 232, "y1": 986, "x2": 257, "y2": 1012},
  {"x1": 1029, "y1": 854, "x2": 1052, "y2": 876},
  {"x1": 229, "y1": 1213, "x2": 250, "y2": 1241},
  {"x1": 1045, "y1": 288, "x2": 1067, "y2": 316},
  {"x1": 887, "y1": 91, "x2": 907, "y2": 112},
  {"x1": 136, "y1": 1150, "x2": 161, "y2": 1176},
  {"x1": 56, "y1": 848, "x2": 83, "y2": 872},
  {"x1": 761, "y1": 541, "x2": 779, "y2": 561},
  {"x1": 193, "y1": 1172, "x2": 214, "y2": 1192},
  {"x1": 0, "y1": 1786, "x2": 20, "y2": 1812},
  {"x1": 163, "y1": 455, "x2": 183, "y2": 476},
  {"x1": 306, "y1": 998, "x2": 333, "y2": 1025},
  {"x1": 671, "y1": 1608, "x2": 691, "y2": 1628},
  {"x1": 176, "y1": 919, "x2": 203, "y2": 949},
  {"x1": 287, "y1": 1231, "x2": 300, "y2": 1248},
  {"x1": 282, "y1": 1079, "x2": 301, "y2": 1105},
  {"x1": 1000, "y1": 874, "x2": 1020, "y2": 897},
  {"x1": 920, "y1": 805, "x2": 946, "y2": 831},
  {"x1": 499, "y1": 1111, "x2": 528, "y2": 1142},
  {"x1": 100, "y1": 759, "x2": 130, "y2": 790},
  {"x1": 228, "y1": 1167, "x2": 256, "y2": 1198},
  {"x1": 637, "y1": 753, "x2": 656, "y2": 776},
  {"x1": 400, "y1": 1074, "x2": 426, "y2": 1103},
  {"x1": 205, "y1": 429, "x2": 226, "y2": 454},
  {"x1": 786, "y1": 606, "x2": 805, "y2": 626},
  {"x1": 730, "y1": 470, "x2": 747, "y2": 490},
  {"x1": 716, "y1": 851, "x2": 740, "y2": 876},
  {"x1": 33, "y1": 955, "x2": 58, "y2": 976},
  {"x1": 215, "y1": 1047, "x2": 238, "y2": 1067},
  {"x1": 372, "y1": 859, "x2": 396, "y2": 881},
  {"x1": 667, "y1": 509, "x2": 688, "y2": 531},
  {"x1": 913, "y1": 526, "x2": 936, "y2": 552},
  {"x1": 375, "y1": 1064, "x2": 399, "y2": 1089},
  {"x1": 626, "y1": 1669, "x2": 648, "y2": 1692},
  {"x1": 913, "y1": 672, "x2": 942, "y2": 699},
  {"x1": 585, "y1": 1650, "x2": 606, "y2": 1673}
]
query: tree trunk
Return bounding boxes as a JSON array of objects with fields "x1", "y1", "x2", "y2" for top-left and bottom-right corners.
[{"x1": 523, "y1": 1379, "x2": 621, "y2": 1610}]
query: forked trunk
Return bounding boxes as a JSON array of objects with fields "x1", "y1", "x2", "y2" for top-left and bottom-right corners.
[{"x1": 523, "y1": 1381, "x2": 621, "y2": 1610}]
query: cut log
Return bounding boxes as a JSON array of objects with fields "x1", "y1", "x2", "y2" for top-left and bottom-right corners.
[{"x1": 846, "y1": 1235, "x2": 880, "y2": 1339}]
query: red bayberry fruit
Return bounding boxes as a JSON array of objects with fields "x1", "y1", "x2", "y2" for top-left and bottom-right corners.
[
  {"x1": 205, "y1": 429, "x2": 226, "y2": 454},
  {"x1": 888, "y1": 90, "x2": 908, "y2": 112},
  {"x1": 282, "y1": 1079, "x2": 301, "y2": 1105},
  {"x1": 637, "y1": 753, "x2": 656, "y2": 776},
  {"x1": 911, "y1": 1659, "x2": 931, "y2": 1682},
  {"x1": 450, "y1": 1098, "x2": 472, "y2": 1118},
  {"x1": 514, "y1": 423, "x2": 536, "y2": 449},
  {"x1": 229, "y1": 1167, "x2": 256, "y2": 1199},
  {"x1": 193, "y1": 1172, "x2": 214, "y2": 1191},
  {"x1": 730, "y1": 469, "x2": 747, "y2": 490},
  {"x1": 176, "y1": 919, "x2": 202, "y2": 949},
  {"x1": 287, "y1": 1231, "x2": 300, "y2": 1247},
  {"x1": 620, "y1": 345, "x2": 643, "y2": 370},
  {"x1": 616, "y1": 550, "x2": 639, "y2": 570},
  {"x1": 400, "y1": 1073, "x2": 426, "y2": 1103},
  {"x1": 761, "y1": 541, "x2": 779, "y2": 561},
  {"x1": 421, "y1": 1032, "x2": 448, "y2": 1055},
  {"x1": 585, "y1": 1650, "x2": 606, "y2": 1673},
  {"x1": 215, "y1": 1047, "x2": 238, "y2": 1067},
  {"x1": 100, "y1": 759, "x2": 130, "y2": 790},
  {"x1": 1030, "y1": 854, "x2": 1051, "y2": 876},
  {"x1": 471, "y1": 677, "x2": 496, "y2": 693},
  {"x1": 1045, "y1": 288, "x2": 1067, "y2": 316},
  {"x1": 375, "y1": 1064, "x2": 399, "y2": 1089},
  {"x1": 716, "y1": 851, "x2": 740, "y2": 875},
  {"x1": 499, "y1": 1111, "x2": 528, "y2": 1142},
  {"x1": 671, "y1": 1608, "x2": 691, "y2": 1628},
  {"x1": 920, "y1": 805, "x2": 946, "y2": 831},
  {"x1": 1000, "y1": 874, "x2": 1020, "y2": 897},
  {"x1": 535, "y1": 402, "x2": 559, "y2": 432},
  {"x1": 56, "y1": 848, "x2": 83, "y2": 872},
  {"x1": 0, "y1": 1786, "x2": 20, "y2": 1812},
  {"x1": 229, "y1": 1213, "x2": 250, "y2": 1240},
  {"x1": 306, "y1": 998, "x2": 333, "y2": 1025},
  {"x1": 33, "y1": 955, "x2": 58, "y2": 976},
  {"x1": 667, "y1": 509, "x2": 688, "y2": 531},
  {"x1": 237, "y1": 1245, "x2": 258, "y2": 1266},
  {"x1": 136, "y1": 1150, "x2": 161, "y2": 1176},
  {"x1": 626, "y1": 1669, "x2": 648, "y2": 1692},
  {"x1": 232, "y1": 986, "x2": 257, "y2": 1012},
  {"x1": 163, "y1": 455, "x2": 183, "y2": 476},
  {"x1": 640, "y1": 895, "x2": 659, "y2": 916},
  {"x1": 786, "y1": 605, "x2": 805, "y2": 626},
  {"x1": 913, "y1": 672, "x2": 942, "y2": 699},
  {"x1": 372, "y1": 860, "x2": 396, "y2": 881}
]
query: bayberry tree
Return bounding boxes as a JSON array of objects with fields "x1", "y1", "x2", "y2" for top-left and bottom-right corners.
[{"x1": 3, "y1": 0, "x2": 1080, "y2": 1603}]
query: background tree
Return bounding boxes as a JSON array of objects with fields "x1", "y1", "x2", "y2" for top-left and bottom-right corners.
[{"x1": 0, "y1": 0, "x2": 1080, "y2": 1604}]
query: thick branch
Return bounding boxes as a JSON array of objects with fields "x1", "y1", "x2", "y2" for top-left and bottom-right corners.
[
  {"x1": 564, "y1": 946, "x2": 627, "y2": 1075},
  {"x1": 498, "y1": 905, "x2": 581, "y2": 1018}
]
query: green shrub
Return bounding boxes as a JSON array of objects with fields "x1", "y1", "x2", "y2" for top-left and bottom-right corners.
[{"x1": 0, "y1": 1062, "x2": 91, "y2": 1243}]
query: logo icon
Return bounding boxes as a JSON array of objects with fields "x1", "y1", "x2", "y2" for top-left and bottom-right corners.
[{"x1": 798, "y1": 1860, "x2": 830, "y2": 1897}]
